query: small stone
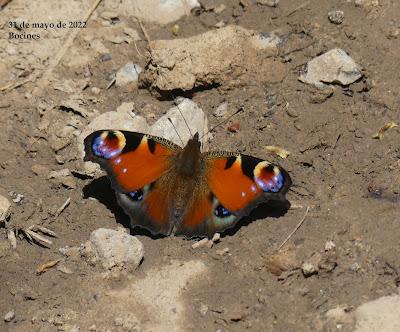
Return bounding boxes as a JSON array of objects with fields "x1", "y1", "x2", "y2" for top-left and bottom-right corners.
[
  {"x1": 4, "y1": 310, "x2": 15, "y2": 322},
  {"x1": 328, "y1": 10, "x2": 344, "y2": 24},
  {"x1": 0, "y1": 194, "x2": 11, "y2": 223},
  {"x1": 355, "y1": 0, "x2": 379, "y2": 8},
  {"x1": 216, "y1": 247, "x2": 230, "y2": 256},
  {"x1": 349, "y1": 262, "x2": 361, "y2": 272},
  {"x1": 324, "y1": 240, "x2": 336, "y2": 251},
  {"x1": 199, "y1": 304, "x2": 209, "y2": 316},
  {"x1": 301, "y1": 262, "x2": 318, "y2": 277},
  {"x1": 11, "y1": 193, "x2": 24, "y2": 204},
  {"x1": 115, "y1": 62, "x2": 142, "y2": 87},
  {"x1": 257, "y1": 0, "x2": 279, "y2": 6},
  {"x1": 85, "y1": 228, "x2": 144, "y2": 270},
  {"x1": 299, "y1": 48, "x2": 362, "y2": 87},
  {"x1": 213, "y1": 102, "x2": 229, "y2": 117},
  {"x1": 91, "y1": 87, "x2": 101, "y2": 95}
]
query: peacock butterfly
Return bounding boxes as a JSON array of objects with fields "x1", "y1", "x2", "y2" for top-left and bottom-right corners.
[{"x1": 84, "y1": 130, "x2": 292, "y2": 238}]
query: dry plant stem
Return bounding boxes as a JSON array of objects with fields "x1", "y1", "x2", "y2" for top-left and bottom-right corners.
[
  {"x1": 278, "y1": 206, "x2": 310, "y2": 251},
  {"x1": 38, "y1": 0, "x2": 103, "y2": 88},
  {"x1": 0, "y1": 78, "x2": 32, "y2": 92},
  {"x1": 286, "y1": 0, "x2": 310, "y2": 17},
  {"x1": 55, "y1": 197, "x2": 71, "y2": 218}
]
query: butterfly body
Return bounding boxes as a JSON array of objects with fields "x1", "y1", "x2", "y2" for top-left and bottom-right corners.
[{"x1": 84, "y1": 130, "x2": 292, "y2": 238}]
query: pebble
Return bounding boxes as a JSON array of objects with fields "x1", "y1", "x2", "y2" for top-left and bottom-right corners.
[
  {"x1": 115, "y1": 62, "x2": 142, "y2": 87},
  {"x1": 199, "y1": 304, "x2": 209, "y2": 316},
  {"x1": 213, "y1": 102, "x2": 229, "y2": 117},
  {"x1": 328, "y1": 10, "x2": 344, "y2": 24},
  {"x1": 0, "y1": 194, "x2": 11, "y2": 223},
  {"x1": 84, "y1": 228, "x2": 144, "y2": 270},
  {"x1": 4, "y1": 310, "x2": 15, "y2": 322},
  {"x1": 299, "y1": 48, "x2": 362, "y2": 87},
  {"x1": 257, "y1": 0, "x2": 279, "y2": 7},
  {"x1": 228, "y1": 122, "x2": 240, "y2": 133},
  {"x1": 301, "y1": 262, "x2": 318, "y2": 277},
  {"x1": 324, "y1": 240, "x2": 336, "y2": 251}
]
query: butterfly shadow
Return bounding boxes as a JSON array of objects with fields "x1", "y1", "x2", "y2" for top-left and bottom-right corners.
[
  {"x1": 82, "y1": 176, "x2": 164, "y2": 240},
  {"x1": 222, "y1": 199, "x2": 292, "y2": 238}
]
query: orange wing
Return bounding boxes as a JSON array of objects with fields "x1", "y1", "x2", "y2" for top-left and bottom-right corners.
[
  {"x1": 84, "y1": 130, "x2": 180, "y2": 236},
  {"x1": 84, "y1": 130, "x2": 179, "y2": 192}
]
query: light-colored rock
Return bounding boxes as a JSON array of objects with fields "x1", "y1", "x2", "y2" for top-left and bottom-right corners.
[
  {"x1": 355, "y1": 294, "x2": 400, "y2": 332},
  {"x1": 0, "y1": 194, "x2": 11, "y2": 223},
  {"x1": 84, "y1": 228, "x2": 144, "y2": 270},
  {"x1": 150, "y1": 97, "x2": 209, "y2": 147},
  {"x1": 299, "y1": 48, "x2": 362, "y2": 87},
  {"x1": 213, "y1": 102, "x2": 229, "y2": 117},
  {"x1": 113, "y1": 0, "x2": 201, "y2": 25},
  {"x1": 302, "y1": 262, "x2": 318, "y2": 276},
  {"x1": 48, "y1": 169, "x2": 77, "y2": 189},
  {"x1": 115, "y1": 63, "x2": 142, "y2": 87},
  {"x1": 257, "y1": 0, "x2": 279, "y2": 7},
  {"x1": 4, "y1": 310, "x2": 15, "y2": 322},
  {"x1": 328, "y1": 10, "x2": 344, "y2": 24},
  {"x1": 355, "y1": 0, "x2": 379, "y2": 9},
  {"x1": 140, "y1": 26, "x2": 287, "y2": 91},
  {"x1": 324, "y1": 240, "x2": 336, "y2": 251}
]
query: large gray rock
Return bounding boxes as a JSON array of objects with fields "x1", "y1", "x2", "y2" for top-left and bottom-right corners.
[{"x1": 299, "y1": 48, "x2": 362, "y2": 87}]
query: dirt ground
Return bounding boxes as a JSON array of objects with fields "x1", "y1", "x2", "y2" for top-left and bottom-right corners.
[{"x1": 1, "y1": 0, "x2": 400, "y2": 331}]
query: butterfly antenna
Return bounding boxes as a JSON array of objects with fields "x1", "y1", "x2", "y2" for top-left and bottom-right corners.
[
  {"x1": 174, "y1": 98, "x2": 193, "y2": 137},
  {"x1": 201, "y1": 109, "x2": 207, "y2": 152},
  {"x1": 200, "y1": 106, "x2": 244, "y2": 140},
  {"x1": 168, "y1": 117, "x2": 184, "y2": 147}
]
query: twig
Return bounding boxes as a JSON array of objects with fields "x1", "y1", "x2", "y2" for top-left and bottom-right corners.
[
  {"x1": 278, "y1": 206, "x2": 310, "y2": 251},
  {"x1": 0, "y1": 0, "x2": 12, "y2": 8},
  {"x1": 0, "y1": 78, "x2": 32, "y2": 92},
  {"x1": 55, "y1": 197, "x2": 71, "y2": 218},
  {"x1": 286, "y1": 0, "x2": 310, "y2": 17},
  {"x1": 138, "y1": 18, "x2": 151, "y2": 44},
  {"x1": 37, "y1": 0, "x2": 103, "y2": 88}
]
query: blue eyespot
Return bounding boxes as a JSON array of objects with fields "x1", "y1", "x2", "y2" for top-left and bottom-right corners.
[
  {"x1": 256, "y1": 172, "x2": 285, "y2": 193},
  {"x1": 214, "y1": 205, "x2": 231, "y2": 218},
  {"x1": 92, "y1": 133, "x2": 123, "y2": 159},
  {"x1": 127, "y1": 190, "x2": 144, "y2": 201}
]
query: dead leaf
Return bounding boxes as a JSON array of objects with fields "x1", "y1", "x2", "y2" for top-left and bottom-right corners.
[
  {"x1": 372, "y1": 122, "x2": 398, "y2": 139},
  {"x1": 36, "y1": 259, "x2": 61, "y2": 275},
  {"x1": 264, "y1": 146, "x2": 290, "y2": 158}
]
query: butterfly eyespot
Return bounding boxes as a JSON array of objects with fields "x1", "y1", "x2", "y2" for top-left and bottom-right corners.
[
  {"x1": 214, "y1": 204, "x2": 232, "y2": 218},
  {"x1": 92, "y1": 131, "x2": 126, "y2": 159},
  {"x1": 254, "y1": 162, "x2": 285, "y2": 193},
  {"x1": 127, "y1": 189, "x2": 144, "y2": 201}
]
